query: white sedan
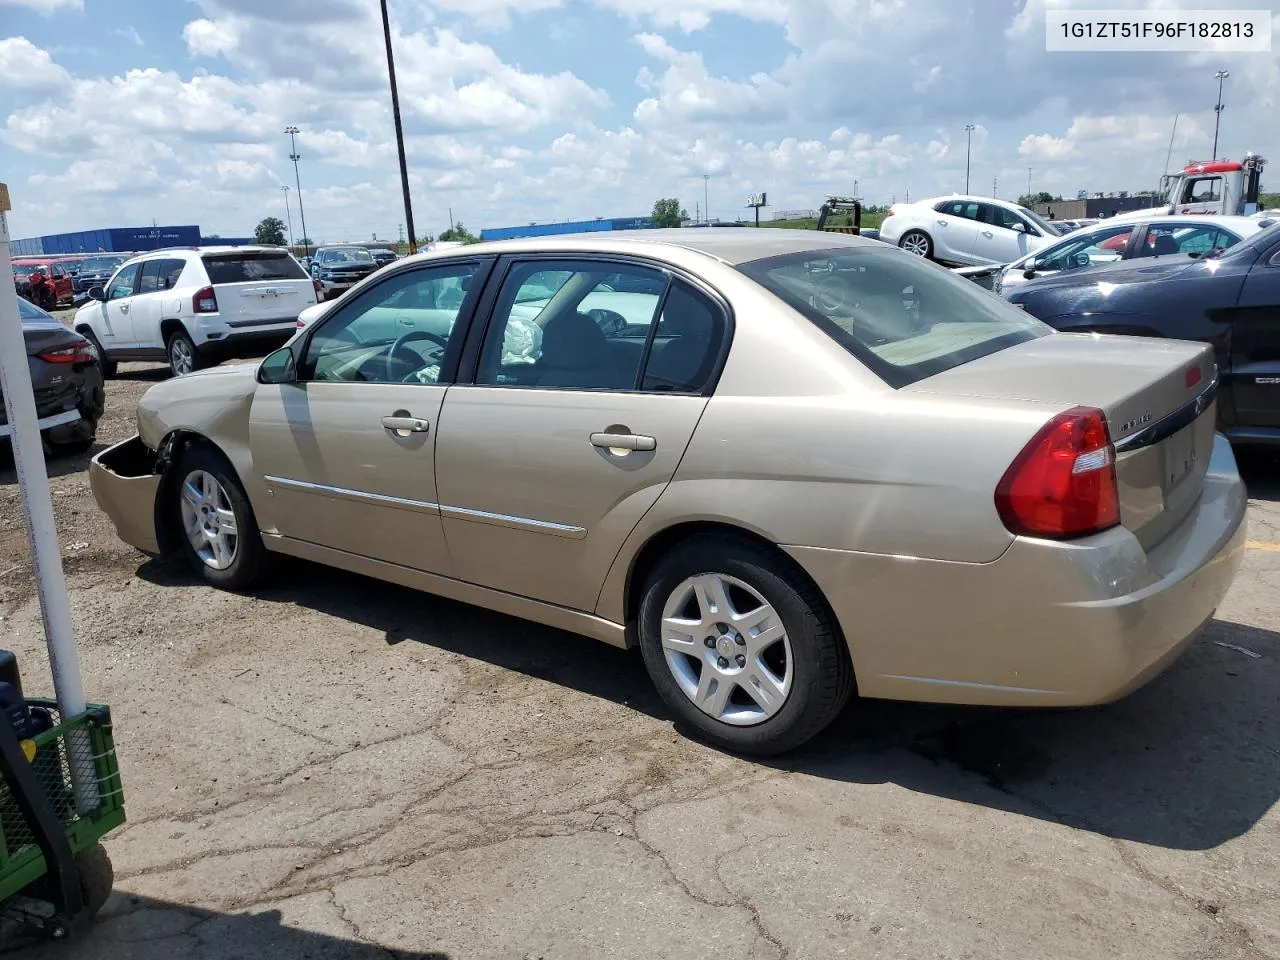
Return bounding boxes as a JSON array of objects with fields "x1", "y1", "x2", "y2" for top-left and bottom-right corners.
[
  {"x1": 879, "y1": 195, "x2": 1060, "y2": 266},
  {"x1": 992, "y1": 214, "x2": 1273, "y2": 295}
]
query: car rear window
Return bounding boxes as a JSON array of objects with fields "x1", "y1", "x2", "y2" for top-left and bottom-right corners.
[
  {"x1": 738, "y1": 246, "x2": 1051, "y2": 388},
  {"x1": 201, "y1": 252, "x2": 308, "y2": 283}
]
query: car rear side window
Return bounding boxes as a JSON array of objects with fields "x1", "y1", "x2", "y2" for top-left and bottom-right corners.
[
  {"x1": 137, "y1": 259, "x2": 165, "y2": 293},
  {"x1": 738, "y1": 246, "x2": 1050, "y2": 388},
  {"x1": 202, "y1": 252, "x2": 307, "y2": 284},
  {"x1": 640, "y1": 282, "x2": 725, "y2": 393}
]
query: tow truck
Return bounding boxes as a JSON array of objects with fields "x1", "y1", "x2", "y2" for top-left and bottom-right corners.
[
  {"x1": 1112, "y1": 153, "x2": 1272, "y2": 221},
  {"x1": 815, "y1": 196, "x2": 865, "y2": 234}
]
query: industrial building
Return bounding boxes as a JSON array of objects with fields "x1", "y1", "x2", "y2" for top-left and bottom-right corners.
[
  {"x1": 1032, "y1": 195, "x2": 1162, "y2": 221},
  {"x1": 479, "y1": 215, "x2": 656, "y2": 242},
  {"x1": 11, "y1": 225, "x2": 253, "y2": 256}
]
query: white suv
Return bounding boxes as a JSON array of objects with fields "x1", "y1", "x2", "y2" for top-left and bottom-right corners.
[{"x1": 72, "y1": 246, "x2": 320, "y2": 378}]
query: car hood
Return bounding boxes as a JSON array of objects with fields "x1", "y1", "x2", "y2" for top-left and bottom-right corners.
[{"x1": 1007, "y1": 254, "x2": 1205, "y2": 297}]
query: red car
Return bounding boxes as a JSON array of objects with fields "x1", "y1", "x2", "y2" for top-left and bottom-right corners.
[{"x1": 13, "y1": 258, "x2": 76, "y2": 311}]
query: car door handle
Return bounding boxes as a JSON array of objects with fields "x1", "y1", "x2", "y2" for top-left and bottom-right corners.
[
  {"x1": 382, "y1": 415, "x2": 430, "y2": 433},
  {"x1": 119, "y1": 304, "x2": 129, "y2": 313},
  {"x1": 590, "y1": 432, "x2": 656, "y2": 452},
  {"x1": 981, "y1": 230, "x2": 994, "y2": 238},
  {"x1": 936, "y1": 219, "x2": 947, "y2": 226}
]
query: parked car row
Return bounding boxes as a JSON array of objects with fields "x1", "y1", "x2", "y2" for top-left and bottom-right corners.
[{"x1": 86, "y1": 227, "x2": 1248, "y2": 756}]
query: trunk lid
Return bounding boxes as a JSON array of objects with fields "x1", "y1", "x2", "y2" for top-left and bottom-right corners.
[
  {"x1": 201, "y1": 251, "x2": 316, "y2": 328},
  {"x1": 909, "y1": 332, "x2": 1217, "y2": 549}
]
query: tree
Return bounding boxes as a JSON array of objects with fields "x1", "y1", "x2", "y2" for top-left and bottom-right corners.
[
  {"x1": 438, "y1": 222, "x2": 479, "y2": 243},
  {"x1": 1016, "y1": 191, "x2": 1058, "y2": 208},
  {"x1": 253, "y1": 217, "x2": 287, "y2": 246},
  {"x1": 651, "y1": 198, "x2": 688, "y2": 228}
]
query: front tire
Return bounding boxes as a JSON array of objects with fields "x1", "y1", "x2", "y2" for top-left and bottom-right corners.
[
  {"x1": 898, "y1": 229, "x2": 934, "y2": 258},
  {"x1": 637, "y1": 536, "x2": 853, "y2": 756},
  {"x1": 166, "y1": 328, "x2": 204, "y2": 378},
  {"x1": 171, "y1": 442, "x2": 267, "y2": 590}
]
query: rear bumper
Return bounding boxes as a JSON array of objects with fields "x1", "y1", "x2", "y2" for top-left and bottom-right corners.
[
  {"x1": 199, "y1": 328, "x2": 294, "y2": 360},
  {"x1": 786, "y1": 433, "x2": 1248, "y2": 707},
  {"x1": 88, "y1": 436, "x2": 162, "y2": 555}
]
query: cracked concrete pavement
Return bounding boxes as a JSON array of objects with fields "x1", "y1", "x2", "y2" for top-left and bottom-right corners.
[{"x1": 2, "y1": 354, "x2": 1279, "y2": 959}]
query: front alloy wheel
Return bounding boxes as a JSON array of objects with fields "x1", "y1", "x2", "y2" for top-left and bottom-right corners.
[
  {"x1": 660, "y1": 573, "x2": 793, "y2": 726},
  {"x1": 180, "y1": 469, "x2": 239, "y2": 570}
]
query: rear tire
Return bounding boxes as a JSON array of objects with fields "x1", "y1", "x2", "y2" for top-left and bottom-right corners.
[
  {"x1": 637, "y1": 535, "x2": 853, "y2": 756},
  {"x1": 81, "y1": 330, "x2": 117, "y2": 378},
  {"x1": 898, "y1": 229, "x2": 934, "y2": 259},
  {"x1": 171, "y1": 442, "x2": 268, "y2": 590},
  {"x1": 166, "y1": 328, "x2": 204, "y2": 378}
]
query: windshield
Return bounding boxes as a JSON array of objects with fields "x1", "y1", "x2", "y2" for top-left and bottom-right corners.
[
  {"x1": 738, "y1": 246, "x2": 1050, "y2": 388},
  {"x1": 1017, "y1": 205, "x2": 1060, "y2": 236},
  {"x1": 323, "y1": 248, "x2": 375, "y2": 264},
  {"x1": 79, "y1": 256, "x2": 125, "y2": 273}
]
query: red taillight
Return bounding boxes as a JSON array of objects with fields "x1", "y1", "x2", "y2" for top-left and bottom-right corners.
[
  {"x1": 1185, "y1": 365, "x2": 1203, "y2": 388},
  {"x1": 38, "y1": 343, "x2": 95, "y2": 364},
  {"x1": 995, "y1": 406, "x2": 1119, "y2": 539},
  {"x1": 193, "y1": 286, "x2": 218, "y2": 313},
  {"x1": 296, "y1": 318, "x2": 305, "y2": 328}
]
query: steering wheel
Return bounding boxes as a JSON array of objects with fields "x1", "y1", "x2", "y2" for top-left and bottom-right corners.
[
  {"x1": 1071, "y1": 252, "x2": 1091, "y2": 269},
  {"x1": 386, "y1": 329, "x2": 449, "y2": 381},
  {"x1": 586, "y1": 308, "x2": 628, "y2": 336}
]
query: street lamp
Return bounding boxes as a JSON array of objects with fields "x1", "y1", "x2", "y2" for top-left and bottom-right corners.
[
  {"x1": 380, "y1": 0, "x2": 417, "y2": 255},
  {"x1": 703, "y1": 174, "x2": 710, "y2": 224},
  {"x1": 964, "y1": 124, "x2": 975, "y2": 194},
  {"x1": 284, "y1": 126, "x2": 311, "y2": 257},
  {"x1": 1027, "y1": 167, "x2": 1032, "y2": 198},
  {"x1": 1212, "y1": 69, "x2": 1230, "y2": 161},
  {"x1": 280, "y1": 185, "x2": 294, "y2": 250}
]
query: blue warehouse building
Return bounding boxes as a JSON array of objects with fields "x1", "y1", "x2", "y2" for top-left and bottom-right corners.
[
  {"x1": 479, "y1": 215, "x2": 656, "y2": 242},
  {"x1": 11, "y1": 225, "x2": 253, "y2": 256}
]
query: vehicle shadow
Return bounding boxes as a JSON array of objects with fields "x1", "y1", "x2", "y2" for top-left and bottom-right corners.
[
  {"x1": 138, "y1": 556, "x2": 1280, "y2": 853},
  {"x1": 0, "y1": 447, "x2": 98, "y2": 483},
  {"x1": 3, "y1": 892, "x2": 448, "y2": 959},
  {"x1": 1237, "y1": 445, "x2": 1280, "y2": 501}
]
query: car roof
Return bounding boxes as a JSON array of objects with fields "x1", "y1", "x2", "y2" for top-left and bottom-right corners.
[{"x1": 391, "y1": 227, "x2": 880, "y2": 268}]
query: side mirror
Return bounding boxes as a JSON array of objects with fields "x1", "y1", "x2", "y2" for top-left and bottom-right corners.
[
  {"x1": 88, "y1": 286, "x2": 106, "y2": 302},
  {"x1": 257, "y1": 347, "x2": 297, "y2": 385},
  {"x1": 1022, "y1": 267, "x2": 1037, "y2": 280}
]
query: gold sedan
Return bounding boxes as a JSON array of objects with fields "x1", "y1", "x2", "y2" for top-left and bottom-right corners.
[{"x1": 89, "y1": 229, "x2": 1246, "y2": 755}]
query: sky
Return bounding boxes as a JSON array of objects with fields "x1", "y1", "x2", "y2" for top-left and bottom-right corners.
[{"x1": 2, "y1": 0, "x2": 1279, "y2": 244}]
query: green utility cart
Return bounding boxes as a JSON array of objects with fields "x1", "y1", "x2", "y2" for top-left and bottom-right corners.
[{"x1": 0, "y1": 654, "x2": 125, "y2": 941}]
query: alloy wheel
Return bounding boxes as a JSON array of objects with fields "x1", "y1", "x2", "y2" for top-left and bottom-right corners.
[
  {"x1": 659, "y1": 573, "x2": 793, "y2": 726},
  {"x1": 170, "y1": 338, "x2": 195, "y2": 375},
  {"x1": 901, "y1": 233, "x2": 930, "y2": 257},
  {"x1": 179, "y1": 469, "x2": 238, "y2": 570}
]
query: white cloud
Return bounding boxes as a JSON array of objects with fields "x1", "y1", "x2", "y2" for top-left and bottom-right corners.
[
  {"x1": 113, "y1": 26, "x2": 144, "y2": 47},
  {"x1": 0, "y1": 36, "x2": 72, "y2": 93},
  {"x1": 0, "y1": 0, "x2": 81, "y2": 12},
  {"x1": 592, "y1": 0, "x2": 786, "y2": 33},
  {"x1": 1018, "y1": 133, "x2": 1074, "y2": 160},
  {"x1": 425, "y1": 0, "x2": 564, "y2": 30},
  {"x1": 632, "y1": 32, "x2": 786, "y2": 127}
]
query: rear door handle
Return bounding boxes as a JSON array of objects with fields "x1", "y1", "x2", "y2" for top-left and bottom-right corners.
[
  {"x1": 119, "y1": 304, "x2": 129, "y2": 314},
  {"x1": 590, "y1": 432, "x2": 656, "y2": 452},
  {"x1": 981, "y1": 230, "x2": 994, "y2": 238},
  {"x1": 382, "y1": 415, "x2": 430, "y2": 433}
]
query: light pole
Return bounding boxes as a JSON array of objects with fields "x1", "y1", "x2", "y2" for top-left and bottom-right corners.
[
  {"x1": 964, "y1": 123, "x2": 975, "y2": 193},
  {"x1": 703, "y1": 174, "x2": 710, "y2": 224},
  {"x1": 380, "y1": 0, "x2": 417, "y2": 254},
  {"x1": 1212, "y1": 69, "x2": 1229, "y2": 161},
  {"x1": 285, "y1": 126, "x2": 311, "y2": 257},
  {"x1": 1027, "y1": 167, "x2": 1032, "y2": 198},
  {"x1": 280, "y1": 185, "x2": 294, "y2": 250}
]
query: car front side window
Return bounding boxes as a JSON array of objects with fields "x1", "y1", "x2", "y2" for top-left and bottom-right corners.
[
  {"x1": 107, "y1": 263, "x2": 141, "y2": 300},
  {"x1": 301, "y1": 263, "x2": 481, "y2": 385}
]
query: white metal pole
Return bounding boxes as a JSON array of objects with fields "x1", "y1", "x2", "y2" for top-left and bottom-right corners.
[{"x1": 0, "y1": 188, "x2": 98, "y2": 814}]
